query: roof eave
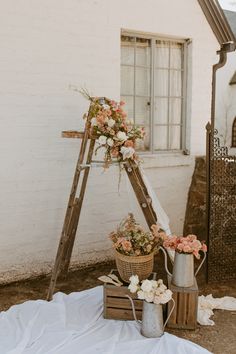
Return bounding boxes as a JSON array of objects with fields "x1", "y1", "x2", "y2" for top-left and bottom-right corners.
[{"x1": 198, "y1": 0, "x2": 236, "y2": 51}]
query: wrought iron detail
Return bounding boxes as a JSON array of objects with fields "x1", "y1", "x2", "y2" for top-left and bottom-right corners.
[{"x1": 208, "y1": 129, "x2": 236, "y2": 281}]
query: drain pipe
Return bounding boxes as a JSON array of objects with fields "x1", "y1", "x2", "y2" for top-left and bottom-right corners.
[{"x1": 206, "y1": 41, "x2": 235, "y2": 282}]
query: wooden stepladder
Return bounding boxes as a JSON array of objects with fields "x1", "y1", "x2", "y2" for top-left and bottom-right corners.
[{"x1": 47, "y1": 101, "x2": 158, "y2": 300}]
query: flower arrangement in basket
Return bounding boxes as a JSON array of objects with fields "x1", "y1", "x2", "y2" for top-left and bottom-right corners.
[
  {"x1": 109, "y1": 214, "x2": 163, "y2": 282},
  {"x1": 81, "y1": 90, "x2": 145, "y2": 167}
]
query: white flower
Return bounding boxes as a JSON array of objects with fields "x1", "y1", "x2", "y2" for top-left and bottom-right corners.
[
  {"x1": 108, "y1": 118, "x2": 115, "y2": 127},
  {"x1": 158, "y1": 289, "x2": 173, "y2": 304},
  {"x1": 98, "y1": 135, "x2": 107, "y2": 145},
  {"x1": 150, "y1": 280, "x2": 158, "y2": 289},
  {"x1": 141, "y1": 279, "x2": 153, "y2": 293},
  {"x1": 137, "y1": 290, "x2": 145, "y2": 300},
  {"x1": 129, "y1": 275, "x2": 139, "y2": 285},
  {"x1": 120, "y1": 146, "x2": 135, "y2": 160},
  {"x1": 158, "y1": 284, "x2": 167, "y2": 292},
  {"x1": 91, "y1": 117, "x2": 98, "y2": 126},
  {"x1": 144, "y1": 291, "x2": 155, "y2": 303},
  {"x1": 107, "y1": 138, "x2": 114, "y2": 147},
  {"x1": 102, "y1": 104, "x2": 110, "y2": 110},
  {"x1": 128, "y1": 283, "x2": 138, "y2": 293},
  {"x1": 117, "y1": 131, "x2": 128, "y2": 141},
  {"x1": 153, "y1": 295, "x2": 161, "y2": 305}
]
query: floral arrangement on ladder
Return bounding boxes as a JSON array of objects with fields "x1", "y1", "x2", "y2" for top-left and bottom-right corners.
[{"x1": 82, "y1": 91, "x2": 145, "y2": 167}]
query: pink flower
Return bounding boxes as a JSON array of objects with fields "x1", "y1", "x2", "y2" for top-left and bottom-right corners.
[
  {"x1": 201, "y1": 243, "x2": 207, "y2": 252},
  {"x1": 187, "y1": 234, "x2": 197, "y2": 241},
  {"x1": 183, "y1": 245, "x2": 192, "y2": 253},
  {"x1": 193, "y1": 250, "x2": 200, "y2": 259},
  {"x1": 177, "y1": 243, "x2": 184, "y2": 252},
  {"x1": 121, "y1": 240, "x2": 132, "y2": 252},
  {"x1": 124, "y1": 140, "x2": 134, "y2": 148}
]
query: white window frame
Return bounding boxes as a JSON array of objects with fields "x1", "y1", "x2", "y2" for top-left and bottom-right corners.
[{"x1": 121, "y1": 30, "x2": 189, "y2": 155}]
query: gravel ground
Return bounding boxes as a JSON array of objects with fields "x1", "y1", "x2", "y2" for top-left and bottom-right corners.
[{"x1": 0, "y1": 259, "x2": 235, "y2": 354}]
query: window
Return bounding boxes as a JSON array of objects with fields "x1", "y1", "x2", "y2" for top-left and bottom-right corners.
[
  {"x1": 232, "y1": 117, "x2": 236, "y2": 147},
  {"x1": 121, "y1": 33, "x2": 188, "y2": 153}
]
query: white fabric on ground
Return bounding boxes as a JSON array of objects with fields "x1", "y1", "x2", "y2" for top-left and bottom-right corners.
[
  {"x1": 197, "y1": 294, "x2": 236, "y2": 326},
  {"x1": 0, "y1": 286, "x2": 212, "y2": 354}
]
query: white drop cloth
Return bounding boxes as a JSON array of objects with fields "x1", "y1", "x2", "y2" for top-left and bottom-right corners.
[
  {"x1": 0, "y1": 286, "x2": 212, "y2": 354},
  {"x1": 197, "y1": 294, "x2": 236, "y2": 326}
]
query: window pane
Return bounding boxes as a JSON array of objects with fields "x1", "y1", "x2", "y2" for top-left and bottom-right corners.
[
  {"x1": 169, "y1": 98, "x2": 182, "y2": 124},
  {"x1": 121, "y1": 66, "x2": 134, "y2": 95},
  {"x1": 136, "y1": 38, "x2": 151, "y2": 66},
  {"x1": 170, "y1": 43, "x2": 182, "y2": 69},
  {"x1": 169, "y1": 70, "x2": 182, "y2": 97},
  {"x1": 154, "y1": 97, "x2": 168, "y2": 124},
  {"x1": 153, "y1": 126, "x2": 168, "y2": 150},
  {"x1": 135, "y1": 97, "x2": 150, "y2": 126},
  {"x1": 169, "y1": 126, "x2": 181, "y2": 150},
  {"x1": 154, "y1": 69, "x2": 168, "y2": 96},
  {"x1": 121, "y1": 36, "x2": 135, "y2": 65},
  {"x1": 121, "y1": 96, "x2": 134, "y2": 121},
  {"x1": 155, "y1": 40, "x2": 169, "y2": 68},
  {"x1": 136, "y1": 126, "x2": 150, "y2": 151},
  {"x1": 136, "y1": 67, "x2": 150, "y2": 96},
  {"x1": 121, "y1": 46, "x2": 134, "y2": 65}
]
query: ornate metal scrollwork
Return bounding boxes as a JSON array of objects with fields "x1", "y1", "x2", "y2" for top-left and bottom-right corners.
[{"x1": 208, "y1": 129, "x2": 236, "y2": 281}]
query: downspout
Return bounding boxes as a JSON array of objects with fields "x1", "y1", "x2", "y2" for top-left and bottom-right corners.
[{"x1": 206, "y1": 42, "x2": 235, "y2": 282}]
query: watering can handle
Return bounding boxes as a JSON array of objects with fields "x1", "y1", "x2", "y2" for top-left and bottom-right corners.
[
  {"x1": 163, "y1": 298, "x2": 175, "y2": 328},
  {"x1": 126, "y1": 295, "x2": 142, "y2": 324},
  {"x1": 159, "y1": 246, "x2": 172, "y2": 277},
  {"x1": 195, "y1": 251, "x2": 207, "y2": 277}
]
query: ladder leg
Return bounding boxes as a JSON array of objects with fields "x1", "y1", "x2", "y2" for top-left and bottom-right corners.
[
  {"x1": 125, "y1": 161, "x2": 157, "y2": 229},
  {"x1": 60, "y1": 138, "x2": 95, "y2": 275},
  {"x1": 46, "y1": 125, "x2": 90, "y2": 301}
]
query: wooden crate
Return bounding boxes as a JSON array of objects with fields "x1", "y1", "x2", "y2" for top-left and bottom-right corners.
[
  {"x1": 103, "y1": 270, "x2": 156, "y2": 321},
  {"x1": 167, "y1": 275, "x2": 198, "y2": 330}
]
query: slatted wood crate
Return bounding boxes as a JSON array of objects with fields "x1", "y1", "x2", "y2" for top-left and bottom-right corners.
[
  {"x1": 167, "y1": 275, "x2": 198, "y2": 330},
  {"x1": 103, "y1": 271, "x2": 156, "y2": 321}
]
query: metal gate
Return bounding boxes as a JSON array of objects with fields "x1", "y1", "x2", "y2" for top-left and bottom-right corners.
[{"x1": 207, "y1": 126, "x2": 236, "y2": 282}]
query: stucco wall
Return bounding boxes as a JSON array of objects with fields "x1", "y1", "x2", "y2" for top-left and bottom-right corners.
[
  {"x1": 0, "y1": 0, "x2": 218, "y2": 283},
  {"x1": 215, "y1": 51, "x2": 236, "y2": 154}
]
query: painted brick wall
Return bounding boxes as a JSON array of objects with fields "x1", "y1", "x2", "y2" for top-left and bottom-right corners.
[{"x1": 0, "y1": 0, "x2": 218, "y2": 283}]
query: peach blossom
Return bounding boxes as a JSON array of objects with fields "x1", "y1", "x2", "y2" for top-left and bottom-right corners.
[{"x1": 124, "y1": 140, "x2": 134, "y2": 148}]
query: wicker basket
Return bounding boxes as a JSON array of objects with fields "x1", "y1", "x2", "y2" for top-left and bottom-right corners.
[{"x1": 115, "y1": 250, "x2": 154, "y2": 283}]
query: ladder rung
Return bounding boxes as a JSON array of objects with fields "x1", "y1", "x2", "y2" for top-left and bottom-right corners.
[
  {"x1": 79, "y1": 161, "x2": 125, "y2": 168},
  {"x1": 62, "y1": 131, "x2": 85, "y2": 139}
]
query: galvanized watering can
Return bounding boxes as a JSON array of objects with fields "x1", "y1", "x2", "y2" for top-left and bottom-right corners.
[
  {"x1": 159, "y1": 246, "x2": 206, "y2": 287},
  {"x1": 126, "y1": 295, "x2": 175, "y2": 338}
]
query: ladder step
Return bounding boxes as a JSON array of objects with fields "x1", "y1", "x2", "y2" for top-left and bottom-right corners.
[{"x1": 62, "y1": 131, "x2": 85, "y2": 139}]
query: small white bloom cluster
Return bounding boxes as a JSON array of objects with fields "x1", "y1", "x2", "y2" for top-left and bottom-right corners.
[
  {"x1": 97, "y1": 130, "x2": 135, "y2": 160},
  {"x1": 128, "y1": 275, "x2": 172, "y2": 304}
]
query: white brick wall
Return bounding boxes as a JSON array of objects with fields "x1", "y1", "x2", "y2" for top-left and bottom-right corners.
[
  {"x1": 0, "y1": 0, "x2": 218, "y2": 283},
  {"x1": 215, "y1": 51, "x2": 236, "y2": 154}
]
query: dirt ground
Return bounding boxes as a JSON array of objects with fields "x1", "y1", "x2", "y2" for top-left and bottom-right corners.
[{"x1": 0, "y1": 259, "x2": 235, "y2": 354}]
